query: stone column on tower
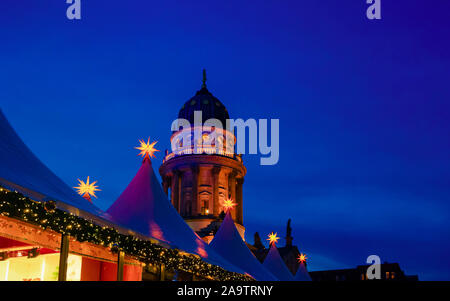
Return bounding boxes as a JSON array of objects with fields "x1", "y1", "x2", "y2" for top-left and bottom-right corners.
[
  {"x1": 191, "y1": 165, "x2": 199, "y2": 216},
  {"x1": 236, "y1": 177, "x2": 244, "y2": 225},
  {"x1": 162, "y1": 176, "x2": 170, "y2": 196},
  {"x1": 212, "y1": 166, "x2": 221, "y2": 216},
  {"x1": 228, "y1": 171, "x2": 237, "y2": 220},
  {"x1": 172, "y1": 170, "x2": 182, "y2": 213},
  {"x1": 228, "y1": 171, "x2": 236, "y2": 200}
]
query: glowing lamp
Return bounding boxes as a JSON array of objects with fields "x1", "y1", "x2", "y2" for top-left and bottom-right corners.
[
  {"x1": 222, "y1": 198, "x2": 236, "y2": 212},
  {"x1": 135, "y1": 138, "x2": 160, "y2": 159},
  {"x1": 267, "y1": 232, "x2": 280, "y2": 246},
  {"x1": 74, "y1": 176, "x2": 101, "y2": 201},
  {"x1": 297, "y1": 253, "x2": 307, "y2": 264}
]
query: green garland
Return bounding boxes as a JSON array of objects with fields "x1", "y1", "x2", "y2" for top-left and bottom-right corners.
[{"x1": 0, "y1": 187, "x2": 251, "y2": 281}]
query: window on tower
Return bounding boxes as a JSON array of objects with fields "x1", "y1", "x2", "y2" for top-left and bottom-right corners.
[{"x1": 201, "y1": 201, "x2": 209, "y2": 215}]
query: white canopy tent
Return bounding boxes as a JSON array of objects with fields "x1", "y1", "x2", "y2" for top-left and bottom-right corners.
[
  {"x1": 209, "y1": 211, "x2": 277, "y2": 281},
  {"x1": 0, "y1": 109, "x2": 104, "y2": 218},
  {"x1": 293, "y1": 261, "x2": 312, "y2": 281},
  {"x1": 106, "y1": 157, "x2": 245, "y2": 275},
  {"x1": 263, "y1": 243, "x2": 294, "y2": 281}
]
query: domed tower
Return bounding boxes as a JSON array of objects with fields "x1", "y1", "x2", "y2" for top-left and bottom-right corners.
[{"x1": 159, "y1": 70, "x2": 246, "y2": 242}]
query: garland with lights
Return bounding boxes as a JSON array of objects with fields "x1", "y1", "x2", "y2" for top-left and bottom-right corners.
[{"x1": 0, "y1": 187, "x2": 251, "y2": 281}]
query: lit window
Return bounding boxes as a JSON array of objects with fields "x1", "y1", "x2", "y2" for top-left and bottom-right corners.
[{"x1": 201, "y1": 201, "x2": 209, "y2": 215}]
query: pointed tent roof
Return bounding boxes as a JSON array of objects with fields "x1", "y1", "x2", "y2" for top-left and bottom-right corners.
[
  {"x1": 209, "y1": 211, "x2": 277, "y2": 281},
  {"x1": 263, "y1": 243, "x2": 294, "y2": 281},
  {"x1": 294, "y1": 262, "x2": 312, "y2": 281},
  {"x1": 106, "y1": 158, "x2": 244, "y2": 274},
  {"x1": 0, "y1": 109, "x2": 103, "y2": 217}
]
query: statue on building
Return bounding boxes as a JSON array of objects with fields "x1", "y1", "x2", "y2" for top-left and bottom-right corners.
[
  {"x1": 286, "y1": 218, "x2": 293, "y2": 247},
  {"x1": 253, "y1": 232, "x2": 265, "y2": 250}
]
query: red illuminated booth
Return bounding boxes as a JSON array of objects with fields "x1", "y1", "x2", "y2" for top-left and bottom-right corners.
[{"x1": 0, "y1": 225, "x2": 142, "y2": 281}]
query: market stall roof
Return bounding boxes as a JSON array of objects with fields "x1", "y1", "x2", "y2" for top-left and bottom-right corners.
[
  {"x1": 209, "y1": 211, "x2": 277, "y2": 281},
  {"x1": 263, "y1": 243, "x2": 294, "y2": 281},
  {"x1": 0, "y1": 109, "x2": 104, "y2": 218},
  {"x1": 293, "y1": 261, "x2": 312, "y2": 281},
  {"x1": 106, "y1": 157, "x2": 245, "y2": 275}
]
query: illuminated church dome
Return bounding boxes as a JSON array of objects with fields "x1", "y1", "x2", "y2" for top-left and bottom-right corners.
[
  {"x1": 160, "y1": 70, "x2": 246, "y2": 242},
  {"x1": 177, "y1": 70, "x2": 229, "y2": 126}
]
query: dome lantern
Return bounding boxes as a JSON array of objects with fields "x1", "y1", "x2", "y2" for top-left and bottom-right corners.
[{"x1": 177, "y1": 70, "x2": 230, "y2": 127}]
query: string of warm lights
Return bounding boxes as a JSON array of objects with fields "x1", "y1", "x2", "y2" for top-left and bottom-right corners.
[{"x1": 0, "y1": 186, "x2": 251, "y2": 281}]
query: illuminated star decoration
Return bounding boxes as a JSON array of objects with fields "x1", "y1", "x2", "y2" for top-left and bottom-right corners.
[
  {"x1": 222, "y1": 198, "x2": 237, "y2": 212},
  {"x1": 135, "y1": 138, "x2": 160, "y2": 160},
  {"x1": 74, "y1": 176, "x2": 101, "y2": 202},
  {"x1": 267, "y1": 232, "x2": 280, "y2": 246},
  {"x1": 298, "y1": 253, "x2": 307, "y2": 264}
]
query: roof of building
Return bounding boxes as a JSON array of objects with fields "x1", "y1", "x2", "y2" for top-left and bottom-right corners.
[
  {"x1": 308, "y1": 262, "x2": 418, "y2": 281},
  {"x1": 209, "y1": 211, "x2": 277, "y2": 281}
]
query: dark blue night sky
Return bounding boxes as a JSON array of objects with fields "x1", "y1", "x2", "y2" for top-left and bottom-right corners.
[{"x1": 1, "y1": 1, "x2": 449, "y2": 280}]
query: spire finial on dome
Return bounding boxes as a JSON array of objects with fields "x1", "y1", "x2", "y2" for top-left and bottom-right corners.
[{"x1": 202, "y1": 69, "x2": 207, "y2": 88}]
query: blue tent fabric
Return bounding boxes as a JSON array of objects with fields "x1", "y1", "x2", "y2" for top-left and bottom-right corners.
[
  {"x1": 263, "y1": 243, "x2": 294, "y2": 281},
  {"x1": 0, "y1": 109, "x2": 104, "y2": 217},
  {"x1": 209, "y1": 211, "x2": 277, "y2": 281},
  {"x1": 294, "y1": 262, "x2": 312, "y2": 281},
  {"x1": 106, "y1": 158, "x2": 245, "y2": 275}
]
